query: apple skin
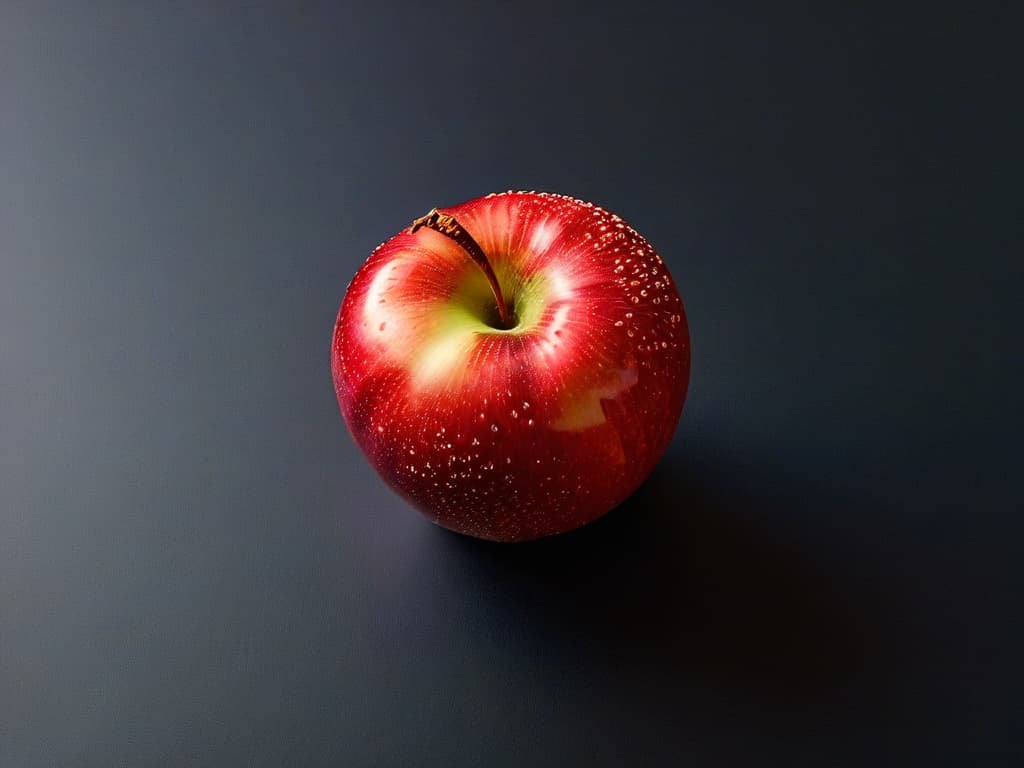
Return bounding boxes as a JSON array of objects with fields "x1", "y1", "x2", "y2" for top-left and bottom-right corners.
[{"x1": 332, "y1": 191, "x2": 690, "y2": 542}]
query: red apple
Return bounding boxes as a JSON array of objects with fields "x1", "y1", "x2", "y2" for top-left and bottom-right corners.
[{"x1": 331, "y1": 191, "x2": 690, "y2": 542}]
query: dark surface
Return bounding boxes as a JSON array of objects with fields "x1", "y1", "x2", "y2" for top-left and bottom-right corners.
[{"x1": 2, "y1": 3, "x2": 1021, "y2": 766}]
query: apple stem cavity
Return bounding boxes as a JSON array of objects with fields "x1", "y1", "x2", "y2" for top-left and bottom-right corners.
[{"x1": 410, "y1": 209, "x2": 513, "y2": 330}]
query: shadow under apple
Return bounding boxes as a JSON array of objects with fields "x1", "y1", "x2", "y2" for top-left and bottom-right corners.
[{"x1": 416, "y1": 436, "x2": 885, "y2": 715}]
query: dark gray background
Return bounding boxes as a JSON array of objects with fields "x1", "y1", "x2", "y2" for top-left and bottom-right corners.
[{"x1": 2, "y1": 2, "x2": 1021, "y2": 766}]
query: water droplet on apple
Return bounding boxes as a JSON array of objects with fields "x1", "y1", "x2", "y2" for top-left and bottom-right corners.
[{"x1": 491, "y1": 424, "x2": 499, "y2": 432}]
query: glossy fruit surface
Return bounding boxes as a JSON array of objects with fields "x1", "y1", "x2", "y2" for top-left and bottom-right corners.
[{"x1": 332, "y1": 191, "x2": 690, "y2": 542}]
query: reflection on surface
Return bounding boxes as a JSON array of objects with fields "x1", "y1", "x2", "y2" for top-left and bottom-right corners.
[{"x1": 552, "y1": 366, "x2": 639, "y2": 432}]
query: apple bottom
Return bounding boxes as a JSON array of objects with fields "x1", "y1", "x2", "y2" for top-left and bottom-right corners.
[{"x1": 344, "y1": 373, "x2": 681, "y2": 543}]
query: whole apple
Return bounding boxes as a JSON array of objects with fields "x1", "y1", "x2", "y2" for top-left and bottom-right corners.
[{"x1": 332, "y1": 191, "x2": 690, "y2": 542}]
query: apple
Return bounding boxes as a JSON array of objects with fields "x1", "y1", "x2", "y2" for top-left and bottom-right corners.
[{"x1": 331, "y1": 191, "x2": 690, "y2": 542}]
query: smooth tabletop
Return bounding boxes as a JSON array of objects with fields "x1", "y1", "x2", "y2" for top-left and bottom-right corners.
[{"x1": 2, "y1": 3, "x2": 1021, "y2": 766}]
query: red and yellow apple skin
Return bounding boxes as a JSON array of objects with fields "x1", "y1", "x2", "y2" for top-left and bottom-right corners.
[{"x1": 331, "y1": 191, "x2": 690, "y2": 542}]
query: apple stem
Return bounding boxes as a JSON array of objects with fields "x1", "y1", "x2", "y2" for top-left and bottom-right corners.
[{"x1": 410, "y1": 209, "x2": 513, "y2": 330}]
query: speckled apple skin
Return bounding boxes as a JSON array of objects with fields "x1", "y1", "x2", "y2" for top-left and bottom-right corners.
[{"x1": 332, "y1": 191, "x2": 690, "y2": 542}]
